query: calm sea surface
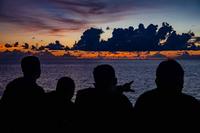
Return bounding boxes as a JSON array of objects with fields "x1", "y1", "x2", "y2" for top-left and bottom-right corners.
[{"x1": 1, "y1": 59, "x2": 200, "y2": 104}]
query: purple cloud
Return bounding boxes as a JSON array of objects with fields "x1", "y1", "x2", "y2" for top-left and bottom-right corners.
[
  {"x1": 0, "y1": 0, "x2": 199, "y2": 36},
  {"x1": 0, "y1": 0, "x2": 144, "y2": 35}
]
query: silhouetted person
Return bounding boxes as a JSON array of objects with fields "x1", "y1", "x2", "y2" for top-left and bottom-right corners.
[
  {"x1": 45, "y1": 77, "x2": 75, "y2": 132},
  {"x1": 133, "y1": 59, "x2": 200, "y2": 130},
  {"x1": 0, "y1": 56, "x2": 45, "y2": 133},
  {"x1": 75, "y1": 64, "x2": 133, "y2": 131}
]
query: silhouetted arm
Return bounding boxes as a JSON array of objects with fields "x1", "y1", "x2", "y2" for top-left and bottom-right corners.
[{"x1": 117, "y1": 81, "x2": 134, "y2": 93}]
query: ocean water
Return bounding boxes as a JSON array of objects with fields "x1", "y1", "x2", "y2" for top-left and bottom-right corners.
[{"x1": 1, "y1": 59, "x2": 200, "y2": 104}]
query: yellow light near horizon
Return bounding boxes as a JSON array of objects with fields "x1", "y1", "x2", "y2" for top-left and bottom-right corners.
[
  {"x1": 0, "y1": 28, "x2": 81, "y2": 48},
  {"x1": 2, "y1": 43, "x2": 200, "y2": 59},
  {"x1": 195, "y1": 42, "x2": 200, "y2": 46}
]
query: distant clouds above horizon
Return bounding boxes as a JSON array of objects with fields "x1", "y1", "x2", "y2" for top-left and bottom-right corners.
[{"x1": 0, "y1": 0, "x2": 200, "y2": 46}]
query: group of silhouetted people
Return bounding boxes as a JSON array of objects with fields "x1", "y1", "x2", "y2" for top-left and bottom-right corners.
[{"x1": 1, "y1": 56, "x2": 200, "y2": 133}]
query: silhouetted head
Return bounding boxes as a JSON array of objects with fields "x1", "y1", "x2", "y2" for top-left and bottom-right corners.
[
  {"x1": 21, "y1": 56, "x2": 41, "y2": 80},
  {"x1": 56, "y1": 77, "x2": 75, "y2": 100},
  {"x1": 93, "y1": 64, "x2": 117, "y2": 91},
  {"x1": 156, "y1": 59, "x2": 184, "y2": 93}
]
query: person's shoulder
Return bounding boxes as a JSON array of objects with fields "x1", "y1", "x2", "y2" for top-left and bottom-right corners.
[
  {"x1": 45, "y1": 91, "x2": 56, "y2": 102},
  {"x1": 181, "y1": 93, "x2": 199, "y2": 103},
  {"x1": 36, "y1": 85, "x2": 45, "y2": 93},
  {"x1": 115, "y1": 93, "x2": 133, "y2": 107},
  {"x1": 76, "y1": 88, "x2": 96, "y2": 103},
  {"x1": 77, "y1": 88, "x2": 95, "y2": 96},
  {"x1": 139, "y1": 89, "x2": 158, "y2": 99},
  {"x1": 7, "y1": 77, "x2": 24, "y2": 86},
  {"x1": 46, "y1": 91, "x2": 56, "y2": 97},
  {"x1": 134, "y1": 89, "x2": 158, "y2": 106},
  {"x1": 2, "y1": 77, "x2": 24, "y2": 98},
  {"x1": 115, "y1": 92, "x2": 130, "y2": 100},
  {"x1": 12, "y1": 77, "x2": 24, "y2": 81},
  {"x1": 181, "y1": 93, "x2": 200, "y2": 112},
  {"x1": 5, "y1": 77, "x2": 24, "y2": 90}
]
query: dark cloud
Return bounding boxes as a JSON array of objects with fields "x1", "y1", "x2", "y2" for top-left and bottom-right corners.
[
  {"x1": 0, "y1": 14, "x2": 49, "y2": 29},
  {"x1": 0, "y1": 13, "x2": 87, "y2": 34},
  {"x1": 194, "y1": 37, "x2": 200, "y2": 42},
  {"x1": 50, "y1": 0, "x2": 107, "y2": 15},
  {"x1": 22, "y1": 43, "x2": 29, "y2": 49},
  {"x1": 0, "y1": 0, "x2": 91, "y2": 34},
  {"x1": 0, "y1": 0, "x2": 150, "y2": 35},
  {"x1": 5, "y1": 43, "x2": 12, "y2": 48},
  {"x1": 73, "y1": 23, "x2": 196, "y2": 51},
  {"x1": 13, "y1": 42, "x2": 19, "y2": 47},
  {"x1": 45, "y1": 40, "x2": 65, "y2": 50},
  {"x1": 0, "y1": 0, "x2": 199, "y2": 35},
  {"x1": 49, "y1": 0, "x2": 147, "y2": 20}
]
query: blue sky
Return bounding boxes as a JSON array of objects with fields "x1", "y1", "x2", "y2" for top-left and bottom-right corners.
[{"x1": 0, "y1": 0, "x2": 199, "y2": 46}]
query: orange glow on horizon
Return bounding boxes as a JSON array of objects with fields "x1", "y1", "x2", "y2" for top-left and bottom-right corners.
[
  {"x1": 1, "y1": 43, "x2": 200, "y2": 59},
  {"x1": 40, "y1": 50, "x2": 200, "y2": 59}
]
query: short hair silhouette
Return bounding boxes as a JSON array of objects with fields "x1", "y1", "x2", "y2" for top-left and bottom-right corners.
[
  {"x1": 75, "y1": 64, "x2": 133, "y2": 131},
  {"x1": 93, "y1": 64, "x2": 117, "y2": 89},
  {"x1": 56, "y1": 77, "x2": 75, "y2": 100},
  {"x1": 21, "y1": 56, "x2": 41, "y2": 79},
  {"x1": 45, "y1": 77, "x2": 76, "y2": 132},
  {"x1": 1, "y1": 56, "x2": 45, "y2": 132},
  {"x1": 133, "y1": 59, "x2": 200, "y2": 130},
  {"x1": 155, "y1": 59, "x2": 184, "y2": 92}
]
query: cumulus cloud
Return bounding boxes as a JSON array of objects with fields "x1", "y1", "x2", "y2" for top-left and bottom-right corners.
[{"x1": 45, "y1": 40, "x2": 65, "y2": 50}]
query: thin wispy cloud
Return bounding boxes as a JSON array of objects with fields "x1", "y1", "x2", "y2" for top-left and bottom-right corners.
[{"x1": 0, "y1": 0, "x2": 154, "y2": 35}]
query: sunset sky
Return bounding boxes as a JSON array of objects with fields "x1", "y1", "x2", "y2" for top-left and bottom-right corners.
[{"x1": 0, "y1": 0, "x2": 200, "y2": 47}]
